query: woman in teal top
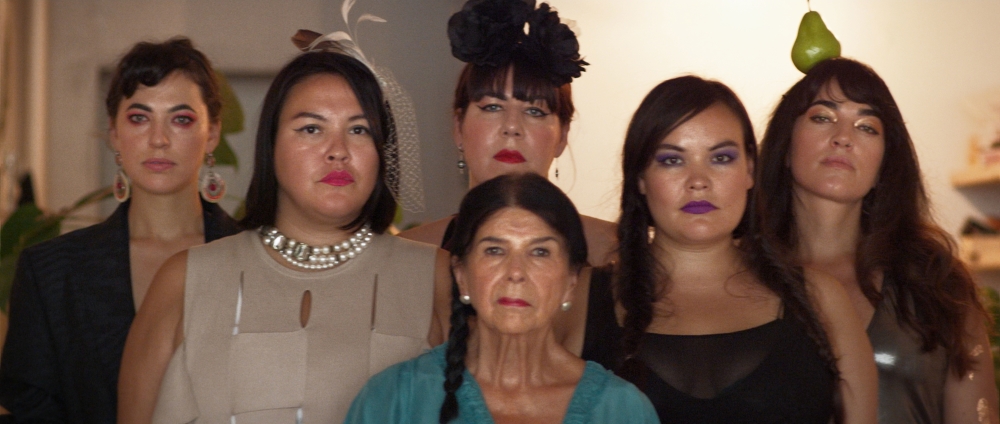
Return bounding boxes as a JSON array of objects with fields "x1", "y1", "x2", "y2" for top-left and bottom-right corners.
[{"x1": 345, "y1": 174, "x2": 657, "y2": 423}]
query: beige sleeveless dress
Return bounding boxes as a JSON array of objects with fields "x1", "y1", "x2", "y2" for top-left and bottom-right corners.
[{"x1": 151, "y1": 230, "x2": 437, "y2": 423}]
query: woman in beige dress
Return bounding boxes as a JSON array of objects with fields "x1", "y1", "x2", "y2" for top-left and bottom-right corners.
[{"x1": 118, "y1": 50, "x2": 449, "y2": 423}]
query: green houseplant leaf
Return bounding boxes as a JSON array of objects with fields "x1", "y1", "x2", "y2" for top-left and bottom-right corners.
[
  {"x1": 213, "y1": 71, "x2": 244, "y2": 170},
  {"x1": 0, "y1": 203, "x2": 44, "y2": 258},
  {"x1": 0, "y1": 186, "x2": 112, "y2": 313}
]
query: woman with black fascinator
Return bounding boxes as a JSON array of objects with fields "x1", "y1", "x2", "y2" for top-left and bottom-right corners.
[
  {"x1": 400, "y1": 0, "x2": 614, "y2": 357},
  {"x1": 579, "y1": 76, "x2": 877, "y2": 423},
  {"x1": 756, "y1": 57, "x2": 998, "y2": 423},
  {"x1": 399, "y1": 0, "x2": 616, "y2": 267},
  {"x1": 345, "y1": 174, "x2": 657, "y2": 423}
]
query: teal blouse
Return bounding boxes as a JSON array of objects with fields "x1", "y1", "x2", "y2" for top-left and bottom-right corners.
[{"x1": 344, "y1": 344, "x2": 659, "y2": 423}]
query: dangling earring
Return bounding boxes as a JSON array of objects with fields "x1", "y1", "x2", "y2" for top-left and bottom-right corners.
[
  {"x1": 113, "y1": 151, "x2": 130, "y2": 203},
  {"x1": 456, "y1": 146, "x2": 467, "y2": 175},
  {"x1": 199, "y1": 152, "x2": 226, "y2": 203},
  {"x1": 554, "y1": 157, "x2": 560, "y2": 180}
]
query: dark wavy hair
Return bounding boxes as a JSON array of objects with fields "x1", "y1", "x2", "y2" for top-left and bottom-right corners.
[
  {"x1": 756, "y1": 57, "x2": 989, "y2": 377},
  {"x1": 439, "y1": 173, "x2": 587, "y2": 423},
  {"x1": 239, "y1": 51, "x2": 396, "y2": 234},
  {"x1": 616, "y1": 75, "x2": 840, "y2": 408},
  {"x1": 105, "y1": 37, "x2": 221, "y2": 122}
]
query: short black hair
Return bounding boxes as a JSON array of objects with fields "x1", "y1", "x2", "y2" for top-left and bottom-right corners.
[
  {"x1": 105, "y1": 37, "x2": 221, "y2": 122},
  {"x1": 239, "y1": 51, "x2": 396, "y2": 234}
]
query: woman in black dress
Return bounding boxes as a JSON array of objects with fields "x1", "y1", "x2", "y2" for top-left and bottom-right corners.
[{"x1": 581, "y1": 75, "x2": 877, "y2": 423}]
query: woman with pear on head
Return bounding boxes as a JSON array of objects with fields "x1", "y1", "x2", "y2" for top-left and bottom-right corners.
[
  {"x1": 398, "y1": 0, "x2": 617, "y2": 268},
  {"x1": 756, "y1": 57, "x2": 999, "y2": 423},
  {"x1": 117, "y1": 43, "x2": 450, "y2": 423},
  {"x1": 0, "y1": 37, "x2": 239, "y2": 423},
  {"x1": 345, "y1": 173, "x2": 658, "y2": 424},
  {"x1": 578, "y1": 75, "x2": 877, "y2": 423}
]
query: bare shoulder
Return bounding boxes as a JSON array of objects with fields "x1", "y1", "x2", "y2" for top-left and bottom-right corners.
[
  {"x1": 134, "y1": 249, "x2": 189, "y2": 349},
  {"x1": 801, "y1": 267, "x2": 851, "y2": 307},
  {"x1": 397, "y1": 216, "x2": 453, "y2": 247},
  {"x1": 141, "y1": 250, "x2": 189, "y2": 311},
  {"x1": 579, "y1": 215, "x2": 617, "y2": 266}
]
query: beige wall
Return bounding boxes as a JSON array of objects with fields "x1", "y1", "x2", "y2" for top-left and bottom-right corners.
[
  {"x1": 549, "y1": 0, "x2": 1000, "y2": 285},
  {"x1": 39, "y1": 0, "x2": 1000, "y2": 284},
  {"x1": 44, "y1": 0, "x2": 465, "y2": 227}
]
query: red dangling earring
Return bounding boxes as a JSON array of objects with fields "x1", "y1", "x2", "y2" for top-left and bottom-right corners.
[
  {"x1": 199, "y1": 153, "x2": 226, "y2": 203},
  {"x1": 113, "y1": 151, "x2": 130, "y2": 203}
]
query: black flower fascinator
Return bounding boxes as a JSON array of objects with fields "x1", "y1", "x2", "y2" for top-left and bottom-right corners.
[{"x1": 448, "y1": 0, "x2": 587, "y2": 86}]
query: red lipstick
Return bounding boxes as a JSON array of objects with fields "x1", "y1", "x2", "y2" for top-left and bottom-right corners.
[
  {"x1": 321, "y1": 170, "x2": 354, "y2": 186},
  {"x1": 493, "y1": 149, "x2": 526, "y2": 164},
  {"x1": 142, "y1": 158, "x2": 175, "y2": 172},
  {"x1": 498, "y1": 297, "x2": 531, "y2": 307}
]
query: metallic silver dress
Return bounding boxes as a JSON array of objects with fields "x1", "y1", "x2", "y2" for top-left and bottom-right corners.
[{"x1": 867, "y1": 287, "x2": 948, "y2": 424}]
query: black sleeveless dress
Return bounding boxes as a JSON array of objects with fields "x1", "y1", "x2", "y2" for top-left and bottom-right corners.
[{"x1": 581, "y1": 267, "x2": 835, "y2": 423}]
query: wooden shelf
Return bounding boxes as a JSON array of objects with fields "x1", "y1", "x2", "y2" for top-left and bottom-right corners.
[
  {"x1": 951, "y1": 165, "x2": 1000, "y2": 188},
  {"x1": 960, "y1": 235, "x2": 1000, "y2": 271}
]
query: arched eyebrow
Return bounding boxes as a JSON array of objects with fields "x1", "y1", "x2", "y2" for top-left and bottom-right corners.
[
  {"x1": 289, "y1": 112, "x2": 367, "y2": 122},
  {"x1": 656, "y1": 140, "x2": 739, "y2": 152},
  {"x1": 123, "y1": 103, "x2": 195, "y2": 113},
  {"x1": 810, "y1": 100, "x2": 878, "y2": 117},
  {"x1": 476, "y1": 235, "x2": 559, "y2": 245},
  {"x1": 291, "y1": 112, "x2": 327, "y2": 121}
]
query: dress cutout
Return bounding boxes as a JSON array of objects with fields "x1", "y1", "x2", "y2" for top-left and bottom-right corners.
[{"x1": 152, "y1": 230, "x2": 437, "y2": 423}]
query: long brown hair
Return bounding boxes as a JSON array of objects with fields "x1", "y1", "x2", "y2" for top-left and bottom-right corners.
[
  {"x1": 756, "y1": 57, "x2": 989, "y2": 376},
  {"x1": 617, "y1": 76, "x2": 839, "y2": 394}
]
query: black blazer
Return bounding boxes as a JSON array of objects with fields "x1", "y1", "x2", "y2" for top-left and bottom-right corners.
[{"x1": 0, "y1": 200, "x2": 239, "y2": 423}]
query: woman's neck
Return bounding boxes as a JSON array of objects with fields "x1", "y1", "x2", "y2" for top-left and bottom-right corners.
[
  {"x1": 651, "y1": 234, "x2": 746, "y2": 291},
  {"x1": 792, "y1": 192, "x2": 863, "y2": 266},
  {"x1": 272, "y1": 210, "x2": 360, "y2": 247},
  {"x1": 127, "y1": 187, "x2": 204, "y2": 241},
  {"x1": 466, "y1": 324, "x2": 581, "y2": 390}
]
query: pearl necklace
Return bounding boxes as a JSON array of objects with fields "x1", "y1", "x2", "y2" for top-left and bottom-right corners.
[{"x1": 259, "y1": 225, "x2": 373, "y2": 270}]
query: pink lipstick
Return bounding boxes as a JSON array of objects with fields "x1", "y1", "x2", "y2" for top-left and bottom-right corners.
[
  {"x1": 493, "y1": 149, "x2": 526, "y2": 164},
  {"x1": 321, "y1": 170, "x2": 354, "y2": 186},
  {"x1": 142, "y1": 159, "x2": 175, "y2": 172},
  {"x1": 681, "y1": 200, "x2": 718, "y2": 215},
  {"x1": 498, "y1": 297, "x2": 531, "y2": 307},
  {"x1": 821, "y1": 156, "x2": 854, "y2": 170}
]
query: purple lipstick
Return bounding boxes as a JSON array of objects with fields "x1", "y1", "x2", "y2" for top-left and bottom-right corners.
[{"x1": 681, "y1": 200, "x2": 718, "y2": 215}]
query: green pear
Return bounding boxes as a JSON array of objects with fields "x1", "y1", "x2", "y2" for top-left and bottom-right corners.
[{"x1": 791, "y1": 11, "x2": 841, "y2": 73}]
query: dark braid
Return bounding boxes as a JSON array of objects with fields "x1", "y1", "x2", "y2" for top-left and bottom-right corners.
[
  {"x1": 614, "y1": 179, "x2": 658, "y2": 383},
  {"x1": 436, "y1": 173, "x2": 587, "y2": 423},
  {"x1": 615, "y1": 76, "x2": 841, "y2": 410},
  {"x1": 439, "y1": 281, "x2": 475, "y2": 423}
]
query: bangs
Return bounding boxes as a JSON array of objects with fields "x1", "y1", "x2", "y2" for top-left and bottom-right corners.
[
  {"x1": 455, "y1": 56, "x2": 572, "y2": 124},
  {"x1": 800, "y1": 59, "x2": 898, "y2": 121},
  {"x1": 463, "y1": 61, "x2": 560, "y2": 109}
]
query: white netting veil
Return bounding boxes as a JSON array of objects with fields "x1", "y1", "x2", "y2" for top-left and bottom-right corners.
[{"x1": 291, "y1": 2, "x2": 425, "y2": 213}]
